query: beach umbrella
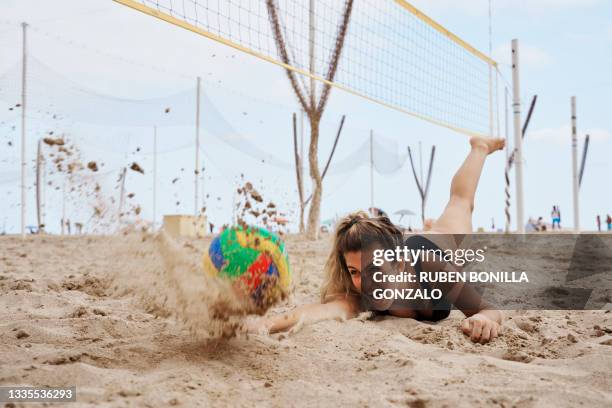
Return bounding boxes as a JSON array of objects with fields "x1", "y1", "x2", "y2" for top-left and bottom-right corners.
[{"x1": 394, "y1": 209, "x2": 415, "y2": 223}]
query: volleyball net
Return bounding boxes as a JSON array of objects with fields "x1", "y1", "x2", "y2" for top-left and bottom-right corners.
[{"x1": 113, "y1": 0, "x2": 499, "y2": 138}]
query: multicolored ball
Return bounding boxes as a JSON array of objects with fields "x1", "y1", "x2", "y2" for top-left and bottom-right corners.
[{"x1": 202, "y1": 226, "x2": 291, "y2": 309}]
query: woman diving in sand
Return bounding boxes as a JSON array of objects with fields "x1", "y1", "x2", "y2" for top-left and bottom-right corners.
[{"x1": 246, "y1": 136, "x2": 505, "y2": 344}]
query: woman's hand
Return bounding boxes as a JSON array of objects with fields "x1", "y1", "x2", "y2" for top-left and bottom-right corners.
[{"x1": 461, "y1": 313, "x2": 501, "y2": 343}]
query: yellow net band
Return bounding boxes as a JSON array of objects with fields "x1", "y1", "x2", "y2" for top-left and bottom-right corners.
[{"x1": 394, "y1": 0, "x2": 497, "y2": 67}]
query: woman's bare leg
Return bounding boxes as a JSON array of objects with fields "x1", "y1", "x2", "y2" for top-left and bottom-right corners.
[{"x1": 431, "y1": 137, "x2": 505, "y2": 234}]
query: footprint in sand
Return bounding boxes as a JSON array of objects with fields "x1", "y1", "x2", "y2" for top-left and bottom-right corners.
[
  {"x1": 513, "y1": 318, "x2": 538, "y2": 334},
  {"x1": 61, "y1": 275, "x2": 110, "y2": 297},
  {"x1": 70, "y1": 306, "x2": 89, "y2": 318},
  {"x1": 15, "y1": 329, "x2": 30, "y2": 339},
  {"x1": 501, "y1": 349, "x2": 533, "y2": 363}
]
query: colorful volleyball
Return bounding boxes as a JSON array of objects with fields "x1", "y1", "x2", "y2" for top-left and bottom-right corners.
[{"x1": 202, "y1": 226, "x2": 291, "y2": 309}]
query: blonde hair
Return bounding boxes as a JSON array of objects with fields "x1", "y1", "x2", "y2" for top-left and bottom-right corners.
[{"x1": 320, "y1": 211, "x2": 403, "y2": 303}]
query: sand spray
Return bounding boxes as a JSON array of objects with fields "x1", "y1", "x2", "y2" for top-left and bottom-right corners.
[{"x1": 109, "y1": 230, "x2": 257, "y2": 339}]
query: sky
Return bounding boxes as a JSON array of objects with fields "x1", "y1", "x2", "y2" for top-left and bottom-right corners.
[{"x1": 0, "y1": 0, "x2": 611, "y2": 234}]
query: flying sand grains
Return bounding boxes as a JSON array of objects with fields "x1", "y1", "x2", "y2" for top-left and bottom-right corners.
[
  {"x1": 120, "y1": 232, "x2": 259, "y2": 339},
  {"x1": 250, "y1": 190, "x2": 263, "y2": 203},
  {"x1": 130, "y1": 162, "x2": 144, "y2": 174},
  {"x1": 43, "y1": 137, "x2": 65, "y2": 146}
]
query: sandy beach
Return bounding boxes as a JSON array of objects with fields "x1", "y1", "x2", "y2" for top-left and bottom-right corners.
[
  {"x1": 2, "y1": 0, "x2": 611, "y2": 406},
  {"x1": 1, "y1": 233, "x2": 611, "y2": 407}
]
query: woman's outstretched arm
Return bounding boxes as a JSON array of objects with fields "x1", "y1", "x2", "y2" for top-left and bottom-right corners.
[
  {"x1": 422, "y1": 258, "x2": 503, "y2": 343},
  {"x1": 244, "y1": 296, "x2": 359, "y2": 335}
]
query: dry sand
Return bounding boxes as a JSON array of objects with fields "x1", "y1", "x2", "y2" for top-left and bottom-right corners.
[{"x1": 1, "y1": 234, "x2": 611, "y2": 407}]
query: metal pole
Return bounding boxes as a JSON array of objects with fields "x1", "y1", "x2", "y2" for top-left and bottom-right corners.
[
  {"x1": 20, "y1": 22, "x2": 28, "y2": 238},
  {"x1": 153, "y1": 126, "x2": 157, "y2": 230},
  {"x1": 504, "y1": 87, "x2": 511, "y2": 232},
  {"x1": 118, "y1": 167, "x2": 127, "y2": 229},
  {"x1": 42, "y1": 151, "x2": 46, "y2": 228},
  {"x1": 488, "y1": 72, "x2": 494, "y2": 136},
  {"x1": 36, "y1": 139, "x2": 42, "y2": 231},
  {"x1": 571, "y1": 96, "x2": 580, "y2": 232},
  {"x1": 300, "y1": 109, "x2": 305, "y2": 224},
  {"x1": 195, "y1": 77, "x2": 201, "y2": 215},
  {"x1": 300, "y1": 109, "x2": 305, "y2": 178},
  {"x1": 505, "y1": 88, "x2": 510, "y2": 161},
  {"x1": 201, "y1": 164, "x2": 205, "y2": 210},
  {"x1": 199, "y1": 81, "x2": 206, "y2": 215},
  {"x1": 201, "y1": 154, "x2": 205, "y2": 212},
  {"x1": 61, "y1": 178, "x2": 66, "y2": 235},
  {"x1": 370, "y1": 130, "x2": 374, "y2": 208},
  {"x1": 511, "y1": 39, "x2": 524, "y2": 233}
]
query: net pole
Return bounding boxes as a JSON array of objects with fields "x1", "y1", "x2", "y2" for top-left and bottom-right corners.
[
  {"x1": 300, "y1": 110, "x2": 305, "y2": 180},
  {"x1": 201, "y1": 149, "x2": 205, "y2": 215},
  {"x1": 153, "y1": 126, "x2": 157, "y2": 230},
  {"x1": 42, "y1": 152, "x2": 46, "y2": 229},
  {"x1": 504, "y1": 87, "x2": 511, "y2": 233},
  {"x1": 505, "y1": 88, "x2": 510, "y2": 161},
  {"x1": 201, "y1": 163, "x2": 205, "y2": 217},
  {"x1": 199, "y1": 79, "x2": 206, "y2": 217},
  {"x1": 118, "y1": 167, "x2": 127, "y2": 231},
  {"x1": 511, "y1": 39, "x2": 524, "y2": 233},
  {"x1": 370, "y1": 130, "x2": 374, "y2": 208},
  {"x1": 195, "y1": 77, "x2": 201, "y2": 216},
  {"x1": 61, "y1": 178, "x2": 66, "y2": 236},
  {"x1": 488, "y1": 68, "x2": 494, "y2": 137},
  {"x1": 20, "y1": 22, "x2": 28, "y2": 239},
  {"x1": 571, "y1": 96, "x2": 580, "y2": 232},
  {"x1": 36, "y1": 139, "x2": 42, "y2": 232}
]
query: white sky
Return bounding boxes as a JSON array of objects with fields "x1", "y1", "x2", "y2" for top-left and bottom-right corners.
[{"x1": 1, "y1": 0, "x2": 611, "y2": 233}]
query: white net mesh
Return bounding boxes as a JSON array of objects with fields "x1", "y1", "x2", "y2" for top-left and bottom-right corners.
[
  {"x1": 0, "y1": 56, "x2": 411, "y2": 176},
  {"x1": 0, "y1": 52, "x2": 412, "y2": 234},
  {"x1": 114, "y1": 0, "x2": 499, "y2": 137}
]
